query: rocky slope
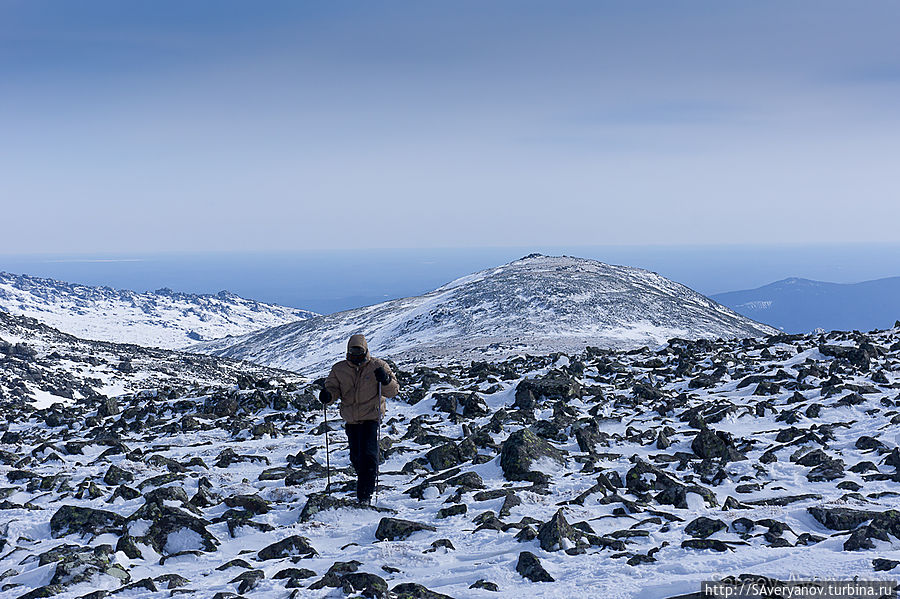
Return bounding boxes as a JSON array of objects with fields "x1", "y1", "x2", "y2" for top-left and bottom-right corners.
[
  {"x1": 2, "y1": 313, "x2": 900, "y2": 598},
  {"x1": 0, "y1": 311, "x2": 301, "y2": 409},
  {"x1": 0, "y1": 271, "x2": 317, "y2": 349},
  {"x1": 194, "y1": 254, "x2": 777, "y2": 374}
]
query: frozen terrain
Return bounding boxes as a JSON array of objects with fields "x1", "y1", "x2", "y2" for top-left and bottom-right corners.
[
  {"x1": 0, "y1": 271, "x2": 317, "y2": 350},
  {"x1": 1, "y1": 312, "x2": 899, "y2": 598},
  {"x1": 194, "y1": 254, "x2": 777, "y2": 375}
]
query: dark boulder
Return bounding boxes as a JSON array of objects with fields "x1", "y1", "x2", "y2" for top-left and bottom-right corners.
[
  {"x1": 500, "y1": 428, "x2": 566, "y2": 483},
  {"x1": 223, "y1": 494, "x2": 270, "y2": 515},
  {"x1": 516, "y1": 551, "x2": 554, "y2": 582},
  {"x1": 50, "y1": 505, "x2": 126, "y2": 538},
  {"x1": 103, "y1": 464, "x2": 134, "y2": 486},
  {"x1": 375, "y1": 517, "x2": 437, "y2": 541},
  {"x1": 299, "y1": 493, "x2": 393, "y2": 522},
  {"x1": 537, "y1": 509, "x2": 580, "y2": 552},
  {"x1": 691, "y1": 428, "x2": 746, "y2": 462},
  {"x1": 426, "y1": 443, "x2": 462, "y2": 471},
  {"x1": 257, "y1": 535, "x2": 317, "y2": 560},
  {"x1": 229, "y1": 569, "x2": 264, "y2": 594},
  {"x1": 341, "y1": 572, "x2": 389, "y2": 598},
  {"x1": 38, "y1": 543, "x2": 130, "y2": 587},
  {"x1": 392, "y1": 582, "x2": 456, "y2": 598},
  {"x1": 685, "y1": 516, "x2": 727, "y2": 539}
]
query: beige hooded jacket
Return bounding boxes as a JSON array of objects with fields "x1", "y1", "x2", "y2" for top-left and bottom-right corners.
[{"x1": 323, "y1": 334, "x2": 400, "y2": 424}]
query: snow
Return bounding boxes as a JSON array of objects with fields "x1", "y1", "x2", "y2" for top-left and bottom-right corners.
[
  {"x1": 28, "y1": 387, "x2": 74, "y2": 409},
  {"x1": 194, "y1": 255, "x2": 776, "y2": 376},
  {"x1": 0, "y1": 272, "x2": 317, "y2": 349},
  {"x1": 163, "y1": 529, "x2": 204, "y2": 554}
]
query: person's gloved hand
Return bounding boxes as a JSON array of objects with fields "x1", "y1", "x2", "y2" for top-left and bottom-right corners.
[
  {"x1": 319, "y1": 388, "x2": 332, "y2": 404},
  {"x1": 374, "y1": 366, "x2": 391, "y2": 385}
]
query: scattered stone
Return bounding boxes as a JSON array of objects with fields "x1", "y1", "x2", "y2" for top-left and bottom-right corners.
[
  {"x1": 257, "y1": 535, "x2": 318, "y2": 560},
  {"x1": 50, "y1": 505, "x2": 126, "y2": 538},
  {"x1": 500, "y1": 428, "x2": 566, "y2": 483},
  {"x1": 516, "y1": 551, "x2": 554, "y2": 582},
  {"x1": 375, "y1": 518, "x2": 437, "y2": 541}
]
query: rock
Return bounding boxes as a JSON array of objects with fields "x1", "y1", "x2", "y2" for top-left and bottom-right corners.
[
  {"x1": 462, "y1": 393, "x2": 490, "y2": 418},
  {"x1": 50, "y1": 505, "x2": 126, "y2": 538},
  {"x1": 807, "y1": 458, "x2": 845, "y2": 482},
  {"x1": 103, "y1": 464, "x2": 134, "y2": 486},
  {"x1": 341, "y1": 572, "x2": 389, "y2": 598},
  {"x1": 856, "y1": 436, "x2": 889, "y2": 453},
  {"x1": 224, "y1": 494, "x2": 270, "y2": 515},
  {"x1": 427, "y1": 539, "x2": 455, "y2": 552},
  {"x1": 299, "y1": 493, "x2": 392, "y2": 522},
  {"x1": 309, "y1": 560, "x2": 362, "y2": 589},
  {"x1": 437, "y1": 504, "x2": 467, "y2": 519},
  {"x1": 145, "y1": 574, "x2": 186, "y2": 590},
  {"x1": 685, "y1": 517, "x2": 727, "y2": 539},
  {"x1": 681, "y1": 538, "x2": 731, "y2": 552},
  {"x1": 820, "y1": 344, "x2": 871, "y2": 370},
  {"x1": 516, "y1": 551, "x2": 554, "y2": 582},
  {"x1": 807, "y1": 506, "x2": 876, "y2": 531},
  {"x1": 97, "y1": 397, "x2": 119, "y2": 417},
  {"x1": 470, "y1": 579, "x2": 500, "y2": 591},
  {"x1": 229, "y1": 569, "x2": 264, "y2": 594},
  {"x1": 116, "y1": 534, "x2": 143, "y2": 559},
  {"x1": 38, "y1": 543, "x2": 130, "y2": 587},
  {"x1": 500, "y1": 428, "x2": 566, "y2": 483},
  {"x1": 873, "y1": 558, "x2": 900, "y2": 571},
  {"x1": 273, "y1": 567, "x2": 316, "y2": 580},
  {"x1": 257, "y1": 535, "x2": 317, "y2": 560},
  {"x1": 375, "y1": 517, "x2": 437, "y2": 541},
  {"x1": 426, "y1": 443, "x2": 462, "y2": 470},
  {"x1": 537, "y1": 509, "x2": 580, "y2": 552},
  {"x1": 128, "y1": 504, "x2": 219, "y2": 555},
  {"x1": 392, "y1": 582, "x2": 456, "y2": 598}
]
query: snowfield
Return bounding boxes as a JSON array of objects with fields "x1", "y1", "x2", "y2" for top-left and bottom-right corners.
[
  {"x1": 2, "y1": 309, "x2": 900, "y2": 598},
  {"x1": 193, "y1": 254, "x2": 777, "y2": 375},
  {"x1": 0, "y1": 271, "x2": 317, "y2": 350}
]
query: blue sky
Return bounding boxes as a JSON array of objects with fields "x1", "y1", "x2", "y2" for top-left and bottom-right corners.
[{"x1": 2, "y1": 1, "x2": 899, "y2": 252}]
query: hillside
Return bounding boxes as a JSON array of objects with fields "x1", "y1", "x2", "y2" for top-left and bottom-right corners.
[{"x1": 194, "y1": 254, "x2": 776, "y2": 374}]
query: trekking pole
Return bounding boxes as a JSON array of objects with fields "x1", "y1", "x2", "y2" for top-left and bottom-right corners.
[
  {"x1": 324, "y1": 408, "x2": 332, "y2": 494},
  {"x1": 375, "y1": 381, "x2": 382, "y2": 505}
]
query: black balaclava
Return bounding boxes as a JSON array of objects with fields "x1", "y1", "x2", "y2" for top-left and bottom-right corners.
[{"x1": 346, "y1": 333, "x2": 369, "y2": 365}]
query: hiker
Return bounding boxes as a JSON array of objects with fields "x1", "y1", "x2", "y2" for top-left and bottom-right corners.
[{"x1": 319, "y1": 334, "x2": 399, "y2": 505}]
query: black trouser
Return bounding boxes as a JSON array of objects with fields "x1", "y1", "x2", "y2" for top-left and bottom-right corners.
[{"x1": 345, "y1": 420, "x2": 379, "y2": 500}]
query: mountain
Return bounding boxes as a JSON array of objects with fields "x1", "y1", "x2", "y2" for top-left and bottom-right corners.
[
  {"x1": 712, "y1": 276, "x2": 900, "y2": 334},
  {"x1": 0, "y1": 310, "x2": 301, "y2": 408},
  {"x1": 194, "y1": 254, "x2": 777, "y2": 374},
  {"x1": 0, "y1": 271, "x2": 317, "y2": 349},
  {"x1": 2, "y1": 303, "x2": 899, "y2": 598}
]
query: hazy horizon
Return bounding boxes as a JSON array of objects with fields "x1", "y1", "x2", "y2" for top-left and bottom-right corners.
[{"x1": 3, "y1": 242, "x2": 899, "y2": 315}]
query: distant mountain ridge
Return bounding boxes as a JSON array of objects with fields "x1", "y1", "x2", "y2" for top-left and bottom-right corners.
[
  {"x1": 0, "y1": 271, "x2": 317, "y2": 349},
  {"x1": 193, "y1": 254, "x2": 777, "y2": 374},
  {"x1": 712, "y1": 276, "x2": 900, "y2": 334}
]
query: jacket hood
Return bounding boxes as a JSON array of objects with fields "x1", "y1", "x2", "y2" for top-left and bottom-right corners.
[{"x1": 347, "y1": 334, "x2": 369, "y2": 359}]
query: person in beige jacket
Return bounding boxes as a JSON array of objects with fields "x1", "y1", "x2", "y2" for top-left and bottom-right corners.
[{"x1": 320, "y1": 333, "x2": 399, "y2": 504}]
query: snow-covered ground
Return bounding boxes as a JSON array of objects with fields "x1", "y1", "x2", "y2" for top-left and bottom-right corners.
[
  {"x1": 0, "y1": 271, "x2": 317, "y2": 349},
  {"x1": 1, "y1": 315, "x2": 899, "y2": 598},
  {"x1": 194, "y1": 254, "x2": 777, "y2": 375}
]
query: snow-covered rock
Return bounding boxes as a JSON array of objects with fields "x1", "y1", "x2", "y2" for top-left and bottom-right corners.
[
  {"x1": 193, "y1": 254, "x2": 777, "y2": 375},
  {"x1": 2, "y1": 315, "x2": 900, "y2": 598},
  {"x1": 0, "y1": 271, "x2": 317, "y2": 349}
]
